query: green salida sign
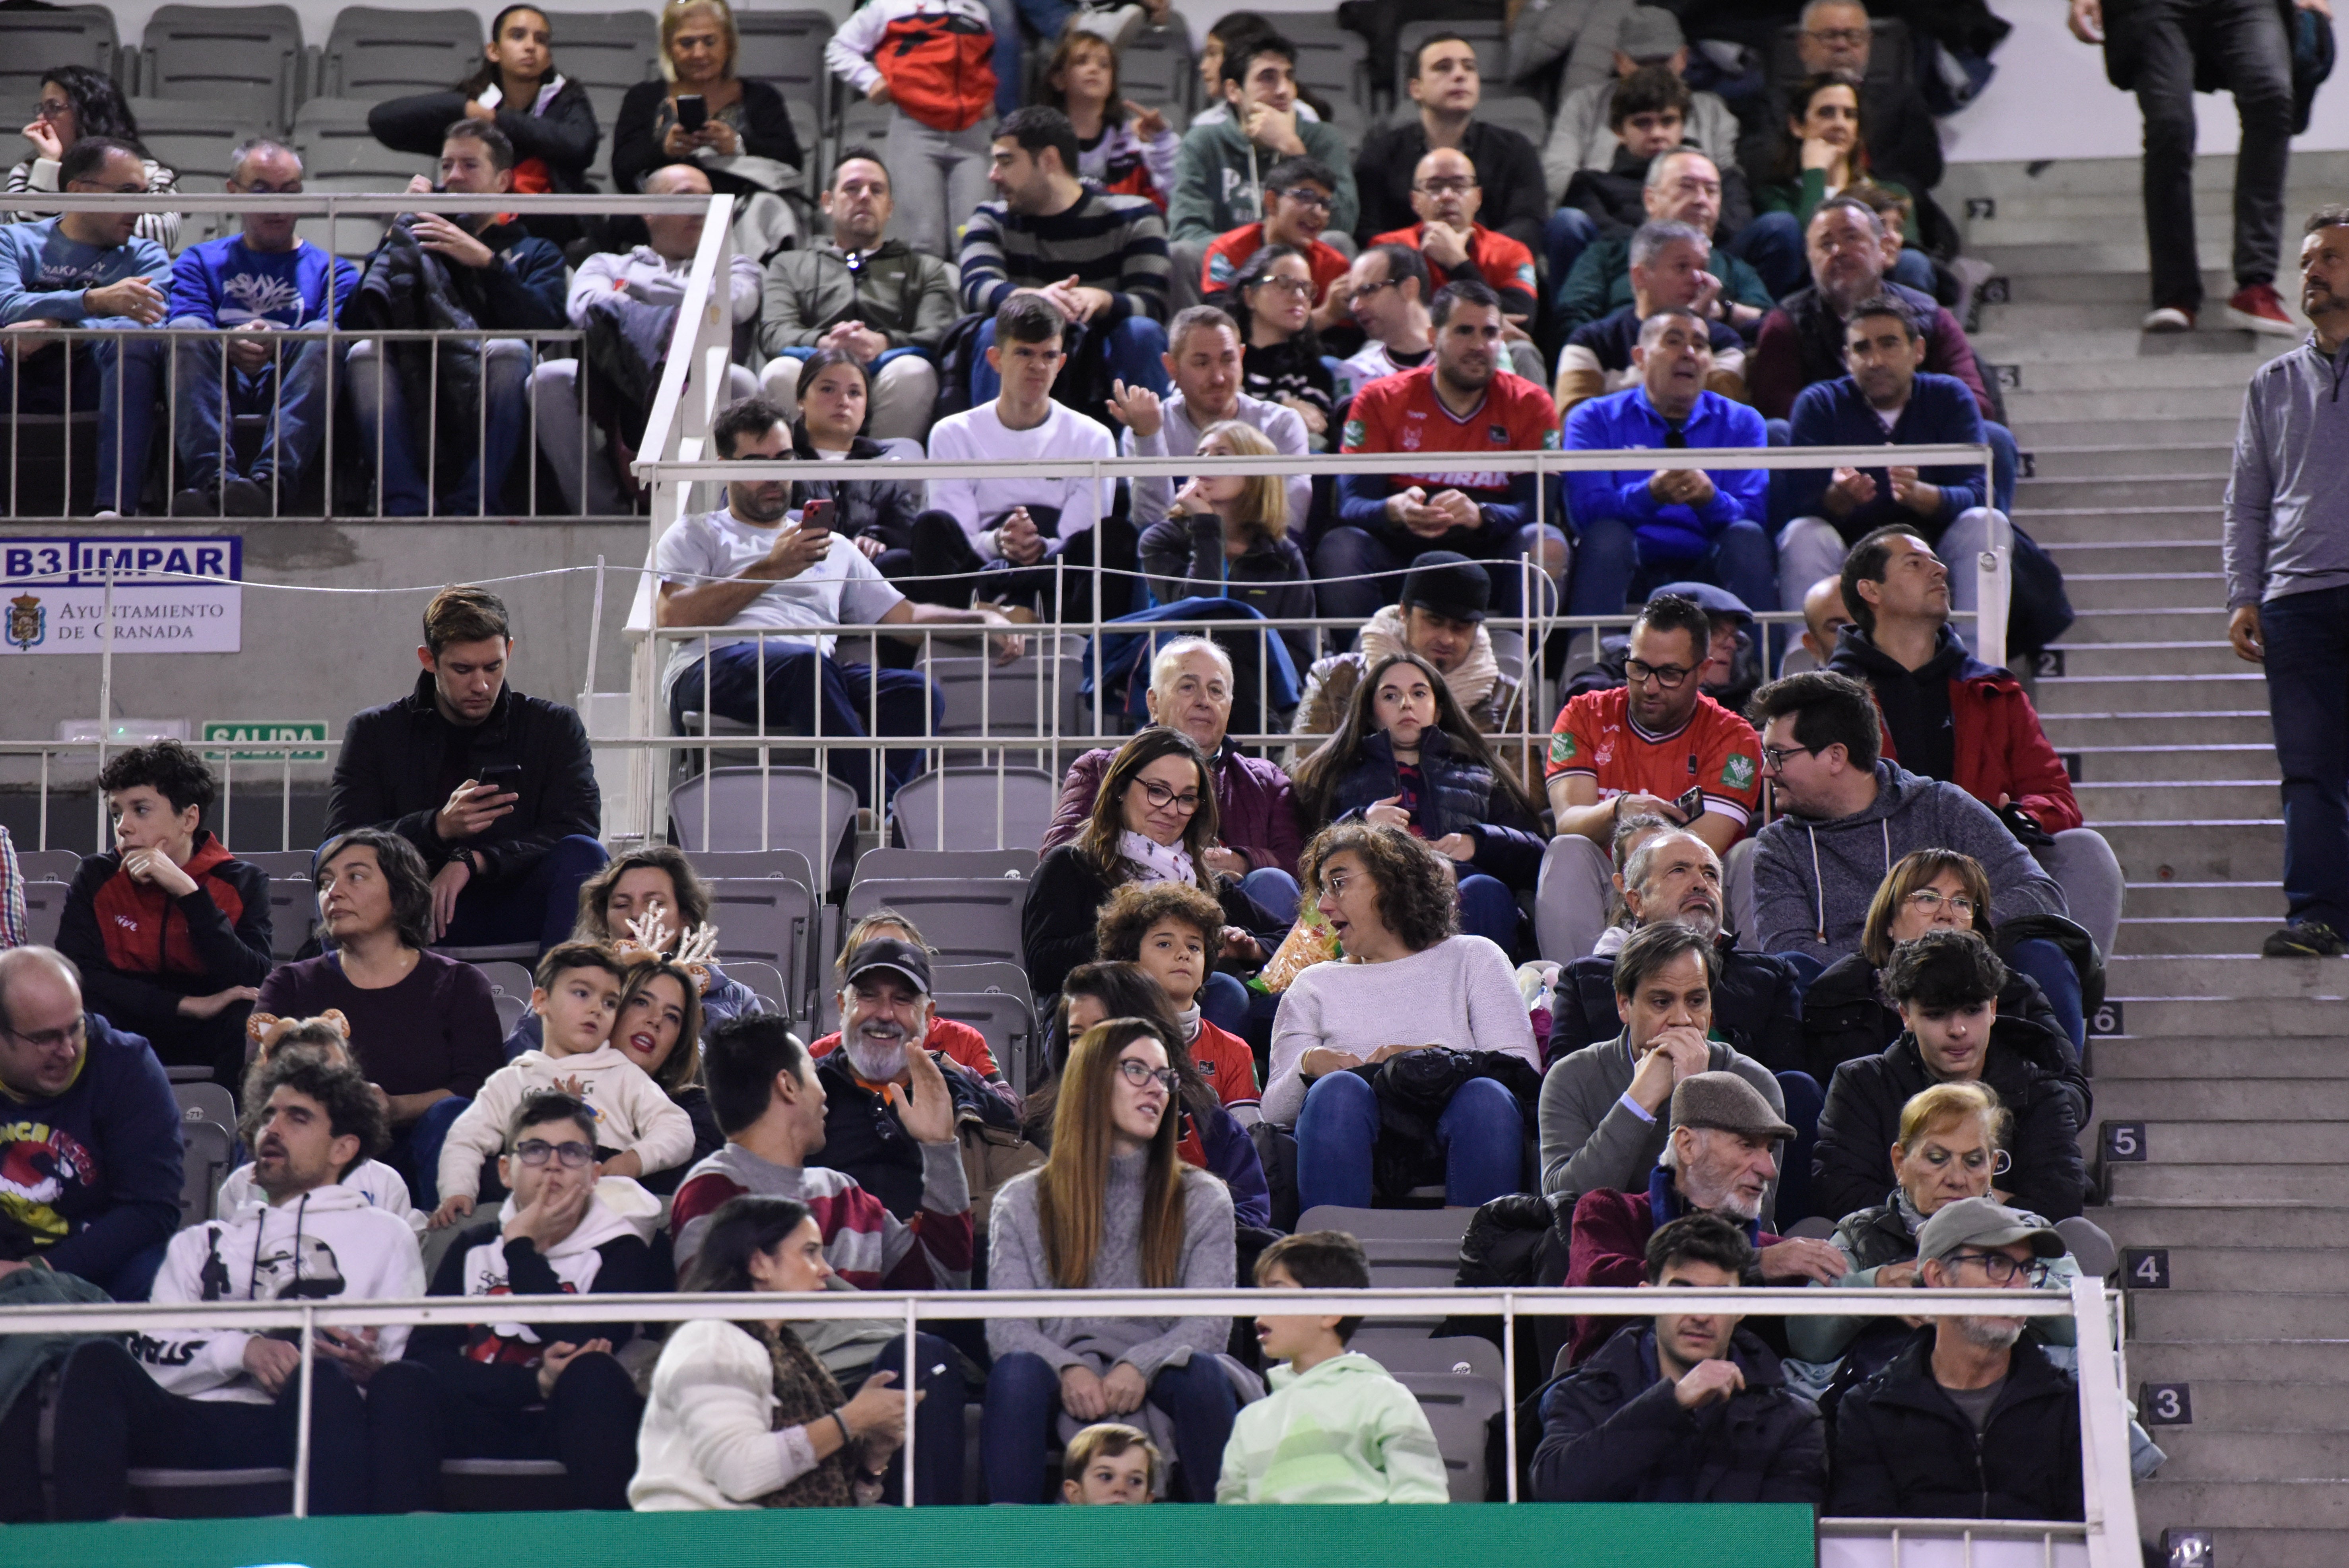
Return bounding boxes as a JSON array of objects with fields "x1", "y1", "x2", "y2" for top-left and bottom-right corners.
[{"x1": 200, "y1": 720, "x2": 328, "y2": 764}]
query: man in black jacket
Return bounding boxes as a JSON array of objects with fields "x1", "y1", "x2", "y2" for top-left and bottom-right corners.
[
  {"x1": 1352, "y1": 32, "x2": 1548, "y2": 253},
  {"x1": 1829, "y1": 1196, "x2": 2084, "y2": 1521},
  {"x1": 1533, "y1": 1212, "x2": 1824, "y2": 1502},
  {"x1": 410, "y1": 1092, "x2": 658, "y2": 1510},
  {"x1": 326, "y1": 584, "x2": 604, "y2": 955}
]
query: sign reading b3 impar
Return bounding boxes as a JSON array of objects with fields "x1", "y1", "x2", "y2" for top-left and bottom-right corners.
[{"x1": 2, "y1": 536, "x2": 243, "y2": 654}]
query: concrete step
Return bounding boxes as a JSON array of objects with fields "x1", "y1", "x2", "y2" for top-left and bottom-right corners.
[
  {"x1": 2034, "y1": 668, "x2": 2261, "y2": 710},
  {"x1": 1944, "y1": 153, "x2": 2349, "y2": 204},
  {"x1": 2015, "y1": 476, "x2": 2227, "y2": 516},
  {"x1": 1990, "y1": 355, "x2": 2272, "y2": 393},
  {"x1": 2111, "y1": 1526, "x2": 2343, "y2": 1568},
  {"x1": 2122, "y1": 1120, "x2": 2349, "y2": 1161},
  {"x1": 2005, "y1": 386, "x2": 2248, "y2": 420},
  {"x1": 2122, "y1": 1254, "x2": 2349, "y2": 1297},
  {"x1": 2106, "y1": 1164, "x2": 2349, "y2": 1203},
  {"x1": 2073, "y1": 780, "x2": 2279, "y2": 821},
  {"x1": 2098, "y1": 1205, "x2": 2349, "y2": 1250},
  {"x1": 2014, "y1": 416, "x2": 2241, "y2": 448},
  {"x1": 1974, "y1": 297, "x2": 2293, "y2": 336},
  {"x1": 2131, "y1": 1479, "x2": 2349, "y2": 1532},
  {"x1": 2093, "y1": 995, "x2": 2337, "y2": 1038},
  {"x1": 2038, "y1": 638, "x2": 2237, "y2": 680},
  {"x1": 2104, "y1": 954, "x2": 2336, "y2": 999},
  {"x1": 2025, "y1": 442, "x2": 2232, "y2": 480},
  {"x1": 2098, "y1": 821, "x2": 2281, "y2": 884},
  {"x1": 1972, "y1": 320, "x2": 2289, "y2": 359},
  {"x1": 2118, "y1": 916, "x2": 2275, "y2": 956},
  {"x1": 2036, "y1": 710, "x2": 2270, "y2": 748},
  {"x1": 1983, "y1": 264, "x2": 2232, "y2": 304},
  {"x1": 2154, "y1": 1430, "x2": 2349, "y2": 1482},
  {"x1": 2096, "y1": 1082, "x2": 2349, "y2": 1122},
  {"x1": 2130, "y1": 1292, "x2": 2349, "y2": 1341},
  {"x1": 2064, "y1": 744, "x2": 2275, "y2": 784},
  {"x1": 2117, "y1": 879, "x2": 2281, "y2": 918},
  {"x1": 1974, "y1": 239, "x2": 2295, "y2": 278},
  {"x1": 2041, "y1": 543, "x2": 2223, "y2": 580},
  {"x1": 2054, "y1": 608, "x2": 2239, "y2": 646},
  {"x1": 2092, "y1": 1036, "x2": 2349, "y2": 1080}
]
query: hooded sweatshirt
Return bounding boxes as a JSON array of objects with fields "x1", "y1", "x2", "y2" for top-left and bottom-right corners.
[
  {"x1": 437, "y1": 1043, "x2": 695, "y2": 1203},
  {"x1": 0, "y1": 1014, "x2": 182, "y2": 1288},
  {"x1": 219, "y1": 1157, "x2": 418, "y2": 1232},
  {"x1": 1168, "y1": 114, "x2": 1360, "y2": 245},
  {"x1": 132, "y1": 1183, "x2": 425, "y2": 1404},
  {"x1": 1215, "y1": 1350, "x2": 1449, "y2": 1503},
  {"x1": 1750, "y1": 761, "x2": 2066, "y2": 963},
  {"x1": 55, "y1": 833, "x2": 273, "y2": 1031}
]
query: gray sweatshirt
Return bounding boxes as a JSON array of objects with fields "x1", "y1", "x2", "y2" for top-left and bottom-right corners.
[
  {"x1": 986, "y1": 1152, "x2": 1233, "y2": 1378},
  {"x1": 1538, "y1": 1030, "x2": 1785, "y2": 1225},
  {"x1": 2223, "y1": 335, "x2": 2349, "y2": 608},
  {"x1": 1751, "y1": 762, "x2": 2066, "y2": 962}
]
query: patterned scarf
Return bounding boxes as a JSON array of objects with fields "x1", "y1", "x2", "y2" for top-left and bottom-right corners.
[{"x1": 754, "y1": 1323, "x2": 855, "y2": 1508}]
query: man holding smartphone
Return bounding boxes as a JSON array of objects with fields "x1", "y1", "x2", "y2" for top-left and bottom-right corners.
[
  {"x1": 656, "y1": 394, "x2": 1024, "y2": 809},
  {"x1": 327, "y1": 584, "x2": 606, "y2": 954}
]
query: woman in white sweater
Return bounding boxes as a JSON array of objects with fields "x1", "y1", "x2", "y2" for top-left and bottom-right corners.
[
  {"x1": 630, "y1": 1195, "x2": 912, "y2": 1509},
  {"x1": 1268, "y1": 822, "x2": 1539, "y2": 1211}
]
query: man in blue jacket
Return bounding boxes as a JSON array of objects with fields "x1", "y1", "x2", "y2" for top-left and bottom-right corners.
[
  {"x1": 0, "y1": 136, "x2": 172, "y2": 515},
  {"x1": 344, "y1": 119, "x2": 566, "y2": 516},
  {"x1": 1564, "y1": 307, "x2": 1771, "y2": 617},
  {"x1": 1772, "y1": 296, "x2": 2005, "y2": 619},
  {"x1": 0, "y1": 947, "x2": 184, "y2": 1301}
]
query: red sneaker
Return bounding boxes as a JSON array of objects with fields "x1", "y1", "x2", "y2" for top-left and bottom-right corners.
[{"x1": 2227, "y1": 283, "x2": 2299, "y2": 336}]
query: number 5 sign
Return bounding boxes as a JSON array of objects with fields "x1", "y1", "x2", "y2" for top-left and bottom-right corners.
[{"x1": 2103, "y1": 1122, "x2": 2148, "y2": 1162}]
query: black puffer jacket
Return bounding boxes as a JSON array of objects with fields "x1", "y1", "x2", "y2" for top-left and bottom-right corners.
[
  {"x1": 1800, "y1": 950, "x2": 2075, "y2": 1089},
  {"x1": 1532, "y1": 1323, "x2": 1825, "y2": 1503},
  {"x1": 1813, "y1": 1024, "x2": 2089, "y2": 1223},
  {"x1": 1550, "y1": 933, "x2": 1805, "y2": 1074},
  {"x1": 1320, "y1": 727, "x2": 1549, "y2": 892},
  {"x1": 1828, "y1": 1330, "x2": 2083, "y2": 1521},
  {"x1": 369, "y1": 78, "x2": 601, "y2": 192},
  {"x1": 790, "y1": 423, "x2": 921, "y2": 552}
]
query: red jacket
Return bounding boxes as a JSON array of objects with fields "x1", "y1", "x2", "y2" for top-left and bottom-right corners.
[
  {"x1": 1565, "y1": 1173, "x2": 1782, "y2": 1367},
  {"x1": 1830, "y1": 630, "x2": 2083, "y2": 834}
]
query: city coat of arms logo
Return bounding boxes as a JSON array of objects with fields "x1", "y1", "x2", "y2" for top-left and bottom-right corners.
[{"x1": 6, "y1": 592, "x2": 43, "y2": 650}]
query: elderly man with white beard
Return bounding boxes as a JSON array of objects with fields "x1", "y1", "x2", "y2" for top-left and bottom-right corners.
[
  {"x1": 1828, "y1": 1197, "x2": 2085, "y2": 1522},
  {"x1": 808, "y1": 938, "x2": 1031, "y2": 1223}
]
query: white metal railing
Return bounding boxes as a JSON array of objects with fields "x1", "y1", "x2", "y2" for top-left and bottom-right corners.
[{"x1": 0, "y1": 1276, "x2": 2135, "y2": 1561}]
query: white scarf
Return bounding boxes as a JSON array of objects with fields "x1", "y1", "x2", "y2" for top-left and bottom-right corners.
[
  {"x1": 1358, "y1": 603, "x2": 1501, "y2": 710},
  {"x1": 476, "y1": 73, "x2": 567, "y2": 116},
  {"x1": 1120, "y1": 829, "x2": 1197, "y2": 887}
]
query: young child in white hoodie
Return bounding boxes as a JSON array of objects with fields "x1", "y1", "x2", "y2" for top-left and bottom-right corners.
[
  {"x1": 218, "y1": 1009, "x2": 421, "y2": 1229},
  {"x1": 429, "y1": 943, "x2": 694, "y2": 1229}
]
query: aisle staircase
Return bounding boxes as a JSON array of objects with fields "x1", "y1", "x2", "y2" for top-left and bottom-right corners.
[{"x1": 1946, "y1": 150, "x2": 2349, "y2": 1567}]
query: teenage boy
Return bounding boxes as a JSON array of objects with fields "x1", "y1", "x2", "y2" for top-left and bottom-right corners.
[
  {"x1": 1202, "y1": 155, "x2": 1351, "y2": 332},
  {"x1": 1170, "y1": 33, "x2": 1359, "y2": 245},
  {"x1": 429, "y1": 942, "x2": 693, "y2": 1227},
  {"x1": 1216, "y1": 1230, "x2": 1449, "y2": 1504},
  {"x1": 1063, "y1": 1422, "x2": 1161, "y2": 1504}
]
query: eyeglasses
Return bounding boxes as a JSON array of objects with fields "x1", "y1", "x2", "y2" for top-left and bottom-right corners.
[
  {"x1": 1274, "y1": 186, "x2": 1332, "y2": 210},
  {"x1": 0, "y1": 1016, "x2": 85, "y2": 1052},
  {"x1": 1346, "y1": 278, "x2": 1399, "y2": 305},
  {"x1": 1945, "y1": 1250, "x2": 2051, "y2": 1287},
  {"x1": 1760, "y1": 743, "x2": 1815, "y2": 771},
  {"x1": 1806, "y1": 26, "x2": 1870, "y2": 45},
  {"x1": 1413, "y1": 177, "x2": 1476, "y2": 196},
  {"x1": 35, "y1": 99, "x2": 70, "y2": 119},
  {"x1": 1135, "y1": 778, "x2": 1203, "y2": 813},
  {"x1": 513, "y1": 1138, "x2": 596, "y2": 1168},
  {"x1": 1248, "y1": 274, "x2": 1314, "y2": 298},
  {"x1": 1906, "y1": 889, "x2": 1979, "y2": 916},
  {"x1": 1623, "y1": 658, "x2": 1695, "y2": 689},
  {"x1": 1118, "y1": 1058, "x2": 1181, "y2": 1093}
]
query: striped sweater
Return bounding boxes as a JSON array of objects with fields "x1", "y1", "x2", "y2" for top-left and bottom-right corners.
[
  {"x1": 958, "y1": 190, "x2": 1169, "y2": 324},
  {"x1": 668, "y1": 1140, "x2": 974, "y2": 1288}
]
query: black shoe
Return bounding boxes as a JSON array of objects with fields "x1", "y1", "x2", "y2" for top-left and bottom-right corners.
[
  {"x1": 169, "y1": 483, "x2": 222, "y2": 517},
  {"x1": 2262, "y1": 922, "x2": 2345, "y2": 957},
  {"x1": 219, "y1": 476, "x2": 272, "y2": 517}
]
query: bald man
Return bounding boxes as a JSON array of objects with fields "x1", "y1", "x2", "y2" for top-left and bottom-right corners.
[
  {"x1": 1799, "y1": 576, "x2": 1852, "y2": 665},
  {"x1": 1367, "y1": 148, "x2": 1547, "y2": 384},
  {"x1": 0, "y1": 947, "x2": 184, "y2": 1299}
]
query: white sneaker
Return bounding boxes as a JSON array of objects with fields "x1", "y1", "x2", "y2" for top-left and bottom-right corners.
[
  {"x1": 92, "y1": 508, "x2": 121, "y2": 518},
  {"x1": 1073, "y1": 4, "x2": 1147, "y2": 51},
  {"x1": 2141, "y1": 305, "x2": 2195, "y2": 333}
]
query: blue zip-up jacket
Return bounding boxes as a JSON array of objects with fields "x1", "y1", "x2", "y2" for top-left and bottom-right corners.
[
  {"x1": 0, "y1": 217, "x2": 171, "y2": 326},
  {"x1": 1774, "y1": 370, "x2": 1989, "y2": 531},
  {"x1": 1563, "y1": 385, "x2": 1767, "y2": 562}
]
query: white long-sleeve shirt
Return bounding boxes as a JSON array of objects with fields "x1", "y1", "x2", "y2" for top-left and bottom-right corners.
[
  {"x1": 925, "y1": 399, "x2": 1117, "y2": 561},
  {"x1": 629, "y1": 1318, "x2": 825, "y2": 1509},
  {"x1": 437, "y1": 1043, "x2": 696, "y2": 1202}
]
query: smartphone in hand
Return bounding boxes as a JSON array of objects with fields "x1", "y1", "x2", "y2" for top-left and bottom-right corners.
[
  {"x1": 675, "y1": 93, "x2": 707, "y2": 132},
  {"x1": 1675, "y1": 784, "x2": 1705, "y2": 820},
  {"x1": 477, "y1": 762, "x2": 525, "y2": 795}
]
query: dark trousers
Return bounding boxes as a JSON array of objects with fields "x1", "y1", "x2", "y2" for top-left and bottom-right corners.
[
  {"x1": 982, "y1": 1350, "x2": 1237, "y2": 1503},
  {"x1": 2130, "y1": 0, "x2": 2294, "y2": 306},
  {"x1": 49, "y1": 1338, "x2": 438, "y2": 1519},
  {"x1": 670, "y1": 644, "x2": 942, "y2": 809},
  {"x1": 2260, "y1": 586, "x2": 2349, "y2": 931},
  {"x1": 835, "y1": 1331, "x2": 969, "y2": 1505},
  {"x1": 909, "y1": 508, "x2": 1105, "y2": 623},
  {"x1": 1772, "y1": 1069, "x2": 1826, "y2": 1227},
  {"x1": 434, "y1": 833, "x2": 610, "y2": 954},
  {"x1": 1313, "y1": 523, "x2": 1564, "y2": 620},
  {"x1": 428, "y1": 1349, "x2": 643, "y2": 1510}
]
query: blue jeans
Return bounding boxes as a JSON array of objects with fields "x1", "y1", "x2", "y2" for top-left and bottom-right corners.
[
  {"x1": 1314, "y1": 522, "x2": 1568, "y2": 620},
  {"x1": 1457, "y1": 871, "x2": 1519, "y2": 954},
  {"x1": 1983, "y1": 421, "x2": 2018, "y2": 516},
  {"x1": 346, "y1": 336, "x2": 532, "y2": 515},
  {"x1": 1200, "y1": 970, "x2": 1252, "y2": 1036},
  {"x1": 836, "y1": 1332, "x2": 969, "y2": 1504},
  {"x1": 1295, "y1": 1069, "x2": 1523, "y2": 1211},
  {"x1": 2005, "y1": 936, "x2": 2086, "y2": 1054},
  {"x1": 1241, "y1": 866, "x2": 1301, "y2": 922},
  {"x1": 980, "y1": 0, "x2": 1025, "y2": 112},
  {"x1": 1566, "y1": 516, "x2": 1779, "y2": 616},
  {"x1": 398, "y1": 1092, "x2": 472, "y2": 1208},
  {"x1": 968, "y1": 314, "x2": 1170, "y2": 404},
  {"x1": 2260, "y1": 586, "x2": 2349, "y2": 932},
  {"x1": 170, "y1": 333, "x2": 332, "y2": 491},
  {"x1": 1, "y1": 328, "x2": 164, "y2": 512},
  {"x1": 1773, "y1": 1069, "x2": 1825, "y2": 1227},
  {"x1": 1544, "y1": 207, "x2": 1600, "y2": 313},
  {"x1": 436, "y1": 833, "x2": 611, "y2": 955},
  {"x1": 982, "y1": 1349, "x2": 1237, "y2": 1502},
  {"x1": 1730, "y1": 212, "x2": 1807, "y2": 301},
  {"x1": 670, "y1": 644, "x2": 944, "y2": 809}
]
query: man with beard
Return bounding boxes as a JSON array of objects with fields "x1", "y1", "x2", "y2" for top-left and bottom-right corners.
[
  {"x1": 1563, "y1": 1070, "x2": 1846, "y2": 1366},
  {"x1": 1828, "y1": 1197, "x2": 2083, "y2": 1521},
  {"x1": 806, "y1": 938, "x2": 1030, "y2": 1222},
  {"x1": 1531, "y1": 1212, "x2": 1825, "y2": 1504},
  {"x1": 1539, "y1": 924, "x2": 1796, "y2": 1225}
]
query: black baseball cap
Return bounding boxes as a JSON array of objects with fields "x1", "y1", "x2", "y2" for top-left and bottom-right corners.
[
  {"x1": 843, "y1": 937, "x2": 931, "y2": 996},
  {"x1": 1399, "y1": 551, "x2": 1490, "y2": 624}
]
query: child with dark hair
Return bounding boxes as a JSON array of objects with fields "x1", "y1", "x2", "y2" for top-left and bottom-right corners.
[
  {"x1": 429, "y1": 942, "x2": 694, "y2": 1228},
  {"x1": 1215, "y1": 1229, "x2": 1447, "y2": 1503},
  {"x1": 56, "y1": 740, "x2": 272, "y2": 1084}
]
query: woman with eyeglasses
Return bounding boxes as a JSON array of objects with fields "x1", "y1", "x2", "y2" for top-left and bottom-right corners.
[
  {"x1": 6, "y1": 66, "x2": 179, "y2": 249},
  {"x1": 1812, "y1": 928, "x2": 2089, "y2": 1225},
  {"x1": 1799, "y1": 849, "x2": 2070, "y2": 1084},
  {"x1": 1022, "y1": 727, "x2": 1281, "y2": 1003},
  {"x1": 1214, "y1": 243, "x2": 1336, "y2": 446},
  {"x1": 1784, "y1": 1080, "x2": 2082, "y2": 1390},
  {"x1": 1288, "y1": 651, "x2": 1549, "y2": 953},
  {"x1": 982, "y1": 1015, "x2": 1244, "y2": 1503}
]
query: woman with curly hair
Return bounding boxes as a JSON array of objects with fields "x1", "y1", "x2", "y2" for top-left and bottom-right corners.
[
  {"x1": 6, "y1": 65, "x2": 179, "y2": 248},
  {"x1": 1267, "y1": 821, "x2": 1537, "y2": 1211}
]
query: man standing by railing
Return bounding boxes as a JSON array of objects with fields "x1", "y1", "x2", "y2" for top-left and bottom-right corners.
[
  {"x1": 163, "y1": 138, "x2": 357, "y2": 519},
  {"x1": 0, "y1": 135, "x2": 170, "y2": 517}
]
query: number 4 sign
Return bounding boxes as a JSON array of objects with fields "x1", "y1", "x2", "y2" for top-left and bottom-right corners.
[
  {"x1": 2124, "y1": 1248, "x2": 2171, "y2": 1289},
  {"x1": 2163, "y1": 1526, "x2": 2214, "y2": 1567}
]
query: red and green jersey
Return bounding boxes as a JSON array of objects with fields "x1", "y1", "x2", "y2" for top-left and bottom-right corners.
[{"x1": 1545, "y1": 686, "x2": 1763, "y2": 829}]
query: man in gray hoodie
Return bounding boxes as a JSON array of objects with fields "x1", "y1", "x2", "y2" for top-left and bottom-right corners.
[{"x1": 1745, "y1": 671, "x2": 2081, "y2": 1044}]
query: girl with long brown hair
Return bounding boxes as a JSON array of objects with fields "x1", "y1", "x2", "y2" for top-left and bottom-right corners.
[{"x1": 982, "y1": 1017, "x2": 1241, "y2": 1503}]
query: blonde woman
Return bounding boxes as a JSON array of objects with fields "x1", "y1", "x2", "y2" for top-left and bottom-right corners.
[
  {"x1": 982, "y1": 1015, "x2": 1240, "y2": 1502},
  {"x1": 1138, "y1": 419, "x2": 1316, "y2": 667},
  {"x1": 612, "y1": 0, "x2": 802, "y2": 208}
]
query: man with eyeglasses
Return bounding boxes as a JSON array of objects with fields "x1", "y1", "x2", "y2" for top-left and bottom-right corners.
[
  {"x1": 1352, "y1": 31, "x2": 1547, "y2": 255},
  {"x1": 0, "y1": 135, "x2": 171, "y2": 516},
  {"x1": 410, "y1": 1091, "x2": 659, "y2": 1510},
  {"x1": 1200, "y1": 155, "x2": 1349, "y2": 334},
  {"x1": 1333, "y1": 242, "x2": 1437, "y2": 397},
  {"x1": 1366, "y1": 148, "x2": 1544, "y2": 383},
  {"x1": 0, "y1": 947, "x2": 182, "y2": 1302},
  {"x1": 161, "y1": 138, "x2": 358, "y2": 518},
  {"x1": 1170, "y1": 32, "x2": 1358, "y2": 249},
  {"x1": 1829, "y1": 1195, "x2": 2085, "y2": 1523}
]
